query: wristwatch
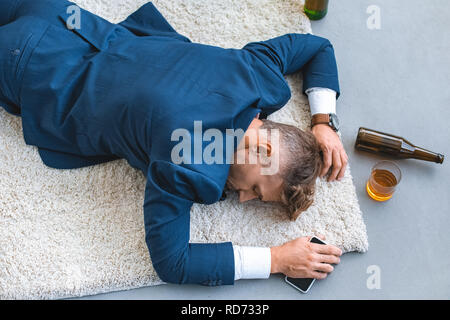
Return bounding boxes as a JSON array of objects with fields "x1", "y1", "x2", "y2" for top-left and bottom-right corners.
[{"x1": 311, "y1": 113, "x2": 340, "y2": 132}]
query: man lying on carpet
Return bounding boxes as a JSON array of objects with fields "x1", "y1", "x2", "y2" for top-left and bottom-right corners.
[{"x1": 0, "y1": 0, "x2": 345, "y2": 286}]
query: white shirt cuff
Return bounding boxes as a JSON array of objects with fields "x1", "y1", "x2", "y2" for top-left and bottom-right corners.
[
  {"x1": 233, "y1": 245, "x2": 271, "y2": 280},
  {"x1": 305, "y1": 87, "x2": 337, "y2": 115}
]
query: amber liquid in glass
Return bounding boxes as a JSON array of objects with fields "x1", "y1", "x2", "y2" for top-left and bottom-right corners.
[{"x1": 366, "y1": 169, "x2": 398, "y2": 201}]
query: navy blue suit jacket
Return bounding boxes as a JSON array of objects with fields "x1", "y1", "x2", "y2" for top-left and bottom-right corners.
[{"x1": 0, "y1": 0, "x2": 340, "y2": 286}]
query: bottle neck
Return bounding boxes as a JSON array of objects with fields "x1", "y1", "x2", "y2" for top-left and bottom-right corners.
[{"x1": 412, "y1": 147, "x2": 444, "y2": 163}]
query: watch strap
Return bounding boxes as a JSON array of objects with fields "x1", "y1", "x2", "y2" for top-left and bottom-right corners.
[{"x1": 311, "y1": 113, "x2": 331, "y2": 127}]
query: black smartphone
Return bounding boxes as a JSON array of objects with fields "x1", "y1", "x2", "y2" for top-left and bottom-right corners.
[{"x1": 284, "y1": 236, "x2": 327, "y2": 293}]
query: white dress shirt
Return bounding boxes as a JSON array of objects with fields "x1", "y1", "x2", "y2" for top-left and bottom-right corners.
[
  {"x1": 305, "y1": 87, "x2": 337, "y2": 115},
  {"x1": 233, "y1": 87, "x2": 337, "y2": 280}
]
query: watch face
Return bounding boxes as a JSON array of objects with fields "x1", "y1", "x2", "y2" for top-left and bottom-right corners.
[{"x1": 330, "y1": 113, "x2": 340, "y2": 131}]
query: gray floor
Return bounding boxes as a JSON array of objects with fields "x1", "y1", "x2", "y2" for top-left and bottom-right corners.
[{"x1": 74, "y1": 0, "x2": 450, "y2": 299}]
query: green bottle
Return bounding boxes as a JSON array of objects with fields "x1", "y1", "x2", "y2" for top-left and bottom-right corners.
[{"x1": 304, "y1": 0, "x2": 329, "y2": 20}]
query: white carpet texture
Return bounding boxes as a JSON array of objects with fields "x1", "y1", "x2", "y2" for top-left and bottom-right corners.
[{"x1": 0, "y1": 0, "x2": 368, "y2": 299}]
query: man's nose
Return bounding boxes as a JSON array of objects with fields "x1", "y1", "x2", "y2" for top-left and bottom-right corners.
[{"x1": 239, "y1": 190, "x2": 258, "y2": 202}]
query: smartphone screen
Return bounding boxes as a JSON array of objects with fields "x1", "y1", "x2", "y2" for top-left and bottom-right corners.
[{"x1": 285, "y1": 236, "x2": 326, "y2": 293}]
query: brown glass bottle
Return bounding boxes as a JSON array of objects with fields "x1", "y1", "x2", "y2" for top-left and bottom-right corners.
[{"x1": 355, "y1": 127, "x2": 444, "y2": 164}]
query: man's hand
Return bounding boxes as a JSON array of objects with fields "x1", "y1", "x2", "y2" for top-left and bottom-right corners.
[
  {"x1": 311, "y1": 124, "x2": 348, "y2": 181},
  {"x1": 270, "y1": 236, "x2": 342, "y2": 279}
]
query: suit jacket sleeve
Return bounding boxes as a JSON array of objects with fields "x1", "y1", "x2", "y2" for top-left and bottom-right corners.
[
  {"x1": 0, "y1": 90, "x2": 20, "y2": 116},
  {"x1": 144, "y1": 160, "x2": 235, "y2": 286},
  {"x1": 242, "y1": 33, "x2": 340, "y2": 117},
  {"x1": 118, "y1": 2, "x2": 191, "y2": 43}
]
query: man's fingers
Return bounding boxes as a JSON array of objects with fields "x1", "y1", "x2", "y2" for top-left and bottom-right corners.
[
  {"x1": 312, "y1": 243, "x2": 343, "y2": 257},
  {"x1": 310, "y1": 271, "x2": 328, "y2": 280},
  {"x1": 315, "y1": 253, "x2": 341, "y2": 265},
  {"x1": 337, "y1": 150, "x2": 348, "y2": 181},
  {"x1": 320, "y1": 147, "x2": 332, "y2": 177},
  {"x1": 328, "y1": 149, "x2": 342, "y2": 181},
  {"x1": 312, "y1": 262, "x2": 334, "y2": 273}
]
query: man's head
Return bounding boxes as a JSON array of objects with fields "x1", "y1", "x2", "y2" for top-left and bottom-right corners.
[{"x1": 227, "y1": 118, "x2": 323, "y2": 220}]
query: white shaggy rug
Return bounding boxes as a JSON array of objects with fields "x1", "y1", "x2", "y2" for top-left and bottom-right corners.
[{"x1": 0, "y1": 0, "x2": 368, "y2": 299}]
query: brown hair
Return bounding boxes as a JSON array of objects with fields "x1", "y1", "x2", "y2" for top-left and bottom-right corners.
[{"x1": 260, "y1": 119, "x2": 323, "y2": 221}]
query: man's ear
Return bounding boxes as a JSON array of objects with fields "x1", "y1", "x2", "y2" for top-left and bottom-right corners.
[
  {"x1": 255, "y1": 141, "x2": 273, "y2": 168},
  {"x1": 257, "y1": 141, "x2": 272, "y2": 157}
]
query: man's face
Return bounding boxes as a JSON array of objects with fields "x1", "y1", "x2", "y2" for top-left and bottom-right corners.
[
  {"x1": 227, "y1": 116, "x2": 284, "y2": 203},
  {"x1": 226, "y1": 161, "x2": 284, "y2": 203}
]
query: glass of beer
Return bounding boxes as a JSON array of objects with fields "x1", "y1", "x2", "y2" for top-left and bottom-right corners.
[{"x1": 366, "y1": 160, "x2": 402, "y2": 201}]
